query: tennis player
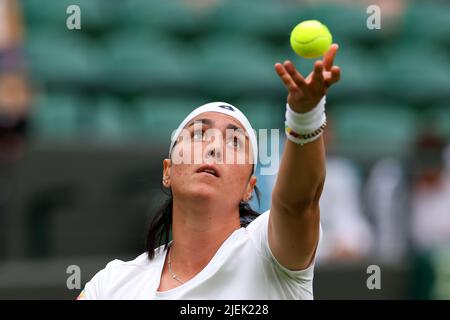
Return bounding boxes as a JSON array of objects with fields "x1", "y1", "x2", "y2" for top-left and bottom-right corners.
[{"x1": 77, "y1": 44, "x2": 340, "y2": 300}]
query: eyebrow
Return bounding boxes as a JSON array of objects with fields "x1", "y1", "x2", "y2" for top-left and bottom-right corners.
[
  {"x1": 187, "y1": 118, "x2": 213, "y2": 128},
  {"x1": 186, "y1": 119, "x2": 248, "y2": 139},
  {"x1": 226, "y1": 123, "x2": 242, "y2": 131}
]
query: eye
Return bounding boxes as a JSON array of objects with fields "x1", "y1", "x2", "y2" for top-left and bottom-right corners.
[{"x1": 227, "y1": 136, "x2": 243, "y2": 149}]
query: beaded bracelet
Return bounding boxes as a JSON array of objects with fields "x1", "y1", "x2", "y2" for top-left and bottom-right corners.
[{"x1": 285, "y1": 121, "x2": 327, "y2": 145}]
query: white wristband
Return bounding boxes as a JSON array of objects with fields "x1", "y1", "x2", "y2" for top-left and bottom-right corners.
[
  {"x1": 284, "y1": 96, "x2": 327, "y2": 145},
  {"x1": 285, "y1": 96, "x2": 326, "y2": 134}
]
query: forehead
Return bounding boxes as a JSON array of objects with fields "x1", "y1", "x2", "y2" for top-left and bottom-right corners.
[{"x1": 184, "y1": 111, "x2": 245, "y2": 130}]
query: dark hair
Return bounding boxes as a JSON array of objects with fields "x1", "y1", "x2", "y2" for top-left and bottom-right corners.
[{"x1": 146, "y1": 181, "x2": 261, "y2": 260}]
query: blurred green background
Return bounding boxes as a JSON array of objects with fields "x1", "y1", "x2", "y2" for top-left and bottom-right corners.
[{"x1": 0, "y1": 0, "x2": 449, "y2": 299}]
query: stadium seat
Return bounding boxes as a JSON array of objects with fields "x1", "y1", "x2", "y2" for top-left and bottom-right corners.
[
  {"x1": 31, "y1": 93, "x2": 129, "y2": 144},
  {"x1": 195, "y1": 35, "x2": 279, "y2": 97},
  {"x1": 378, "y1": 42, "x2": 450, "y2": 104},
  {"x1": 212, "y1": 0, "x2": 300, "y2": 39},
  {"x1": 330, "y1": 101, "x2": 417, "y2": 159},
  {"x1": 100, "y1": 32, "x2": 194, "y2": 92},
  {"x1": 424, "y1": 104, "x2": 450, "y2": 140},
  {"x1": 403, "y1": 2, "x2": 450, "y2": 46},
  {"x1": 30, "y1": 93, "x2": 84, "y2": 140},
  {"x1": 25, "y1": 30, "x2": 102, "y2": 85},
  {"x1": 233, "y1": 98, "x2": 281, "y2": 131},
  {"x1": 131, "y1": 96, "x2": 207, "y2": 143},
  {"x1": 22, "y1": 0, "x2": 115, "y2": 31},
  {"x1": 91, "y1": 96, "x2": 127, "y2": 143},
  {"x1": 118, "y1": 0, "x2": 211, "y2": 36}
]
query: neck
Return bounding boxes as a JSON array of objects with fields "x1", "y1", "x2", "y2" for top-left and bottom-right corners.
[{"x1": 170, "y1": 196, "x2": 241, "y2": 273}]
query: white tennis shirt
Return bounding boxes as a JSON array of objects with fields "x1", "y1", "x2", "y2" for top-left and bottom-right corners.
[{"x1": 80, "y1": 210, "x2": 320, "y2": 299}]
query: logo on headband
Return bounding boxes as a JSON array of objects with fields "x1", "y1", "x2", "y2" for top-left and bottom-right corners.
[{"x1": 218, "y1": 105, "x2": 235, "y2": 112}]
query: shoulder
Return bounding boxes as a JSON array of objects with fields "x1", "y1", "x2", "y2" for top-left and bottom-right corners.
[
  {"x1": 82, "y1": 251, "x2": 161, "y2": 299},
  {"x1": 94, "y1": 252, "x2": 152, "y2": 281},
  {"x1": 102, "y1": 251, "x2": 153, "y2": 274},
  {"x1": 245, "y1": 209, "x2": 321, "y2": 285},
  {"x1": 114, "y1": 252, "x2": 151, "y2": 270}
]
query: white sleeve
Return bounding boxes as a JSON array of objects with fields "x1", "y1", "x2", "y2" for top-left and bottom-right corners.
[{"x1": 246, "y1": 210, "x2": 322, "y2": 283}]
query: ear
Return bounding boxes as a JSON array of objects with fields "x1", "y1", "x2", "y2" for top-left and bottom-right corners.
[
  {"x1": 162, "y1": 159, "x2": 172, "y2": 188},
  {"x1": 243, "y1": 175, "x2": 257, "y2": 202}
]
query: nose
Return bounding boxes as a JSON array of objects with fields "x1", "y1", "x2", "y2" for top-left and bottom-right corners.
[{"x1": 204, "y1": 138, "x2": 222, "y2": 163}]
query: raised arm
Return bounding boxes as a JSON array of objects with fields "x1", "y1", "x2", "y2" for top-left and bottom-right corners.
[{"x1": 269, "y1": 44, "x2": 340, "y2": 270}]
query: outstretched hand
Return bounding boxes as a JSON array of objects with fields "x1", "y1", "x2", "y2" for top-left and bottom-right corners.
[{"x1": 275, "y1": 44, "x2": 340, "y2": 113}]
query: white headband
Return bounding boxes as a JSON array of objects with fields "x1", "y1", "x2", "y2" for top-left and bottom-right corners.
[{"x1": 169, "y1": 102, "x2": 258, "y2": 171}]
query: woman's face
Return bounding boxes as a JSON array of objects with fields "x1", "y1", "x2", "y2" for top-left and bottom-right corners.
[{"x1": 163, "y1": 112, "x2": 256, "y2": 206}]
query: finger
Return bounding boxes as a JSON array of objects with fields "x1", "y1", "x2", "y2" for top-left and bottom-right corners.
[
  {"x1": 274, "y1": 63, "x2": 298, "y2": 92},
  {"x1": 311, "y1": 60, "x2": 324, "y2": 85},
  {"x1": 324, "y1": 66, "x2": 341, "y2": 87},
  {"x1": 283, "y1": 60, "x2": 308, "y2": 90},
  {"x1": 322, "y1": 66, "x2": 340, "y2": 80},
  {"x1": 323, "y1": 44, "x2": 339, "y2": 71}
]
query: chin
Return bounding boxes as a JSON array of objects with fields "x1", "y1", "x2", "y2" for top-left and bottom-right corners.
[{"x1": 184, "y1": 184, "x2": 220, "y2": 201}]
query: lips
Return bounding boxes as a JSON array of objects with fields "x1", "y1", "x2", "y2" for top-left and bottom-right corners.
[{"x1": 196, "y1": 164, "x2": 221, "y2": 177}]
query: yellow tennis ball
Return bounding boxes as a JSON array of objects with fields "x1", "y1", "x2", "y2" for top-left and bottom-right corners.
[{"x1": 290, "y1": 20, "x2": 332, "y2": 59}]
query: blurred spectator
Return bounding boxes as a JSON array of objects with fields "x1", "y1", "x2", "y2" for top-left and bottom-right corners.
[
  {"x1": 444, "y1": 144, "x2": 450, "y2": 171},
  {"x1": 364, "y1": 132, "x2": 450, "y2": 263},
  {"x1": 365, "y1": 157, "x2": 409, "y2": 263},
  {"x1": 0, "y1": 0, "x2": 32, "y2": 163},
  {"x1": 317, "y1": 120, "x2": 374, "y2": 263},
  {"x1": 410, "y1": 133, "x2": 450, "y2": 251},
  {"x1": 0, "y1": 0, "x2": 31, "y2": 259},
  {"x1": 318, "y1": 156, "x2": 373, "y2": 262}
]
